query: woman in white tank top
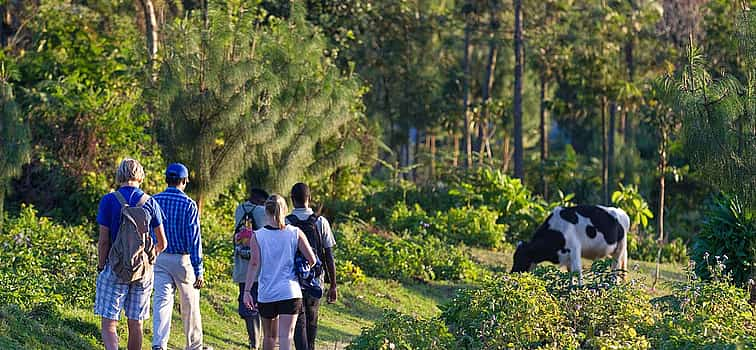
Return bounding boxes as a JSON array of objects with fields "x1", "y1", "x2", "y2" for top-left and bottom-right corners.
[{"x1": 243, "y1": 195, "x2": 316, "y2": 350}]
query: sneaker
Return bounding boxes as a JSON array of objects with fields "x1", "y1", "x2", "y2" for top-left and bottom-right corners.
[{"x1": 152, "y1": 347, "x2": 165, "y2": 350}]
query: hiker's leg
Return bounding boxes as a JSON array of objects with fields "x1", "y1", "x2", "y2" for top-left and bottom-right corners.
[
  {"x1": 239, "y1": 283, "x2": 261, "y2": 349},
  {"x1": 278, "y1": 314, "x2": 298, "y2": 350},
  {"x1": 304, "y1": 295, "x2": 320, "y2": 350},
  {"x1": 126, "y1": 319, "x2": 143, "y2": 350},
  {"x1": 176, "y1": 255, "x2": 203, "y2": 350},
  {"x1": 261, "y1": 317, "x2": 278, "y2": 350},
  {"x1": 101, "y1": 317, "x2": 119, "y2": 350},
  {"x1": 152, "y1": 256, "x2": 176, "y2": 349},
  {"x1": 293, "y1": 306, "x2": 307, "y2": 350}
]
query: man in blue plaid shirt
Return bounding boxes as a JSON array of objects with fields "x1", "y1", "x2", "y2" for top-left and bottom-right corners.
[{"x1": 151, "y1": 163, "x2": 211, "y2": 350}]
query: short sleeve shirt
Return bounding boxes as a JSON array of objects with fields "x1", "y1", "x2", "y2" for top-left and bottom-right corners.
[{"x1": 96, "y1": 186, "x2": 164, "y2": 243}]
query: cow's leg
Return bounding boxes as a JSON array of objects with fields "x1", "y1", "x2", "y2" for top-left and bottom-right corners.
[
  {"x1": 612, "y1": 236, "x2": 628, "y2": 281},
  {"x1": 568, "y1": 245, "x2": 583, "y2": 286}
]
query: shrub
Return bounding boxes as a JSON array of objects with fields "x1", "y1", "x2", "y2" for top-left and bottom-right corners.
[
  {"x1": 450, "y1": 169, "x2": 549, "y2": 243},
  {"x1": 0, "y1": 205, "x2": 96, "y2": 309},
  {"x1": 628, "y1": 234, "x2": 689, "y2": 264},
  {"x1": 691, "y1": 195, "x2": 756, "y2": 287},
  {"x1": 346, "y1": 310, "x2": 454, "y2": 350},
  {"x1": 441, "y1": 275, "x2": 579, "y2": 349},
  {"x1": 651, "y1": 273, "x2": 756, "y2": 349},
  {"x1": 335, "y1": 224, "x2": 478, "y2": 282},
  {"x1": 335, "y1": 259, "x2": 367, "y2": 284},
  {"x1": 388, "y1": 202, "x2": 508, "y2": 248}
]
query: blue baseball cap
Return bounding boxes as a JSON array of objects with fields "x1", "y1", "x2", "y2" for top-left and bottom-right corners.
[{"x1": 165, "y1": 163, "x2": 189, "y2": 179}]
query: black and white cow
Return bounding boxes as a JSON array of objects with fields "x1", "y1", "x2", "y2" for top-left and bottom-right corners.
[{"x1": 511, "y1": 205, "x2": 630, "y2": 284}]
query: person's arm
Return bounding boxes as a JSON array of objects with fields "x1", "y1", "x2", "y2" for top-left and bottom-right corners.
[
  {"x1": 320, "y1": 218, "x2": 338, "y2": 303},
  {"x1": 97, "y1": 225, "x2": 110, "y2": 272},
  {"x1": 297, "y1": 229, "x2": 317, "y2": 267},
  {"x1": 154, "y1": 224, "x2": 167, "y2": 254},
  {"x1": 324, "y1": 247, "x2": 337, "y2": 303},
  {"x1": 243, "y1": 233, "x2": 260, "y2": 309},
  {"x1": 187, "y1": 202, "x2": 205, "y2": 288}
]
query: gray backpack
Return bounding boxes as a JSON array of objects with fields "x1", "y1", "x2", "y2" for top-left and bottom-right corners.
[{"x1": 108, "y1": 192, "x2": 157, "y2": 283}]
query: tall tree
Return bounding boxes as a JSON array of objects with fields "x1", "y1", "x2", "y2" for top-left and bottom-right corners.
[
  {"x1": 0, "y1": 59, "x2": 29, "y2": 230},
  {"x1": 155, "y1": 1, "x2": 365, "y2": 209},
  {"x1": 512, "y1": 0, "x2": 524, "y2": 180}
]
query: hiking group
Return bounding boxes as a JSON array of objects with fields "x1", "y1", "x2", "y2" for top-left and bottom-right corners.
[{"x1": 94, "y1": 158, "x2": 338, "y2": 350}]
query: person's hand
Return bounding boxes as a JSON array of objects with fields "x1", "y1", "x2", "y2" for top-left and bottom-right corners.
[
  {"x1": 243, "y1": 290, "x2": 257, "y2": 310},
  {"x1": 194, "y1": 275, "x2": 205, "y2": 289},
  {"x1": 327, "y1": 285, "x2": 338, "y2": 304}
]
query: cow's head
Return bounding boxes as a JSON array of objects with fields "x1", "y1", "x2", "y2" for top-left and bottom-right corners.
[{"x1": 511, "y1": 241, "x2": 534, "y2": 273}]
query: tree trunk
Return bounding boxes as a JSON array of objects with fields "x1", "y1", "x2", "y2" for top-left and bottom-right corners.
[
  {"x1": 138, "y1": 0, "x2": 159, "y2": 82},
  {"x1": 623, "y1": 34, "x2": 635, "y2": 142},
  {"x1": 501, "y1": 135, "x2": 512, "y2": 173},
  {"x1": 658, "y1": 131, "x2": 667, "y2": 244},
  {"x1": 539, "y1": 73, "x2": 549, "y2": 198},
  {"x1": 479, "y1": 8, "x2": 499, "y2": 166},
  {"x1": 430, "y1": 132, "x2": 436, "y2": 180},
  {"x1": 609, "y1": 101, "x2": 616, "y2": 197},
  {"x1": 453, "y1": 132, "x2": 460, "y2": 167},
  {"x1": 601, "y1": 97, "x2": 609, "y2": 205},
  {"x1": 513, "y1": 0, "x2": 524, "y2": 180},
  {"x1": 0, "y1": 186, "x2": 5, "y2": 234},
  {"x1": 462, "y1": 8, "x2": 473, "y2": 169}
]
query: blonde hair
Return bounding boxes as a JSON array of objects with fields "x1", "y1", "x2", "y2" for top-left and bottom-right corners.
[
  {"x1": 116, "y1": 158, "x2": 145, "y2": 184},
  {"x1": 264, "y1": 194, "x2": 288, "y2": 229}
]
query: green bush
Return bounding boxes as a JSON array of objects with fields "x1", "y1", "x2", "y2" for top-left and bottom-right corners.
[
  {"x1": 651, "y1": 274, "x2": 756, "y2": 349},
  {"x1": 0, "y1": 205, "x2": 96, "y2": 309},
  {"x1": 335, "y1": 259, "x2": 367, "y2": 284},
  {"x1": 441, "y1": 275, "x2": 579, "y2": 349},
  {"x1": 691, "y1": 195, "x2": 756, "y2": 287},
  {"x1": 388, "y1": 202, "x2": 507, "y2": 248},
  {"x1": 449, "y1": 169, "x2": 549, "y2": 243},
  {"x1": 628, "y1": 234, "x2": 689, "y2": 264},
  {"x1": 335, "y1": 224, "x2": 478, "y2": 282},
  {"x1": 346, "y1": 310, "x2": 454, "y2": 350}
]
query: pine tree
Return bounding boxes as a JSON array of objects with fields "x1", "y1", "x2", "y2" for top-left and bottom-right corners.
[
  {"x1": 154, "y1": 0, "x2": 364, "y2": 209},
  {"x1": 0, "y1": 59, "x2": 30, "y2": 229}
]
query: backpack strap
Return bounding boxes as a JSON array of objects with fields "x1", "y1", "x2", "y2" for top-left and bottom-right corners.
[
  {"x1": 286, "y1": 214, "x2": 301, "y2": 225},
  {"x1": 113, "y1": 191, "x2": 129, "y2": 207},
  {"x1": 135, "y1": 194, "x2": 150, "y2": 207},
  {"x1": 235, "y1": 204, "x2": 256, "y2": 233}
]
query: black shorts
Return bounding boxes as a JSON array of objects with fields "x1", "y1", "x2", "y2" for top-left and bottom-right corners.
[{"x1": 258, "y1": 298, "x2": 303, "y2": 319}]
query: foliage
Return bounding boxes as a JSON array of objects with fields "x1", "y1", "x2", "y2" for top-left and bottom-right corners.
[
  {"x1": 0, "y1": 54, "x2": 30, "y2": 227},
  {"x1": 628, "y1": 235, "x2": 688, "y2": 264},
  {"x1": 691, "y1": 195, "x2": 756, "y2": 287},
  {"x1": 335, "y1": 259, "x2": 367, "y2": 285},
  {"x1": 346, "y1": 310, "x2": 454, "y2": 350},
  {"x1": 388, "y1": 202, "x2": 508, "y2": 248},
  {"x1": 612, "y1": 183, "x2": 654, "y2": 230},
  {"x1": 155, "y1": 0, "x2": 366, "y2": 207},
  {"x1": 8, "y1": 1, "x2": 163, "y2": 221},
  {"x1": 441, "y1": 274, "x2": 579, "y2": 349},
  {"x1": 651, "y1": 271, "x2": 756, "y2": 349},
  {"x1": 448, "y1": 169, "x2": 550, "y2": 243},
  {"x1": 0, "y1": 205, "x2": 95, "y2": 309},
  {"x1": 335, "y1": 223, "x2": 479, "y2": 282}
]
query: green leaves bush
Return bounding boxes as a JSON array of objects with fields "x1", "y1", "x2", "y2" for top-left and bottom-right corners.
[
  {"x1": 388, "y1": 202, "x2": 507, "y2": 248},
  {"x1": 628, "y1": 235, "x2": 688, "y2": 264},
  {"x1": 691, "y1": 195, "x2": 756, "y2": 287},
  {"x1": 335, "y1": 224, "x2": 479, "y2": 282},
  {"x1": 441, "y1": 275, "x2": 579, "y2": 349},
  {"x1": 346, "y1": 310, "x2": 454, "y2": 350},
  {"x1": 651, "y1": 275, "x2": 756, "y2": 348},
  {"x1": 0, "y1": 205, "x2": 95, "y2": 309}
]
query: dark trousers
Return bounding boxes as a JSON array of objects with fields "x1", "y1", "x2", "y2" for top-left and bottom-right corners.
[
  {"x1": 238, "y1": 283, "x2": 261, "y2": 349},
  {"x1": 293, "y1": 294, "x2": 320, "y2": 350}
]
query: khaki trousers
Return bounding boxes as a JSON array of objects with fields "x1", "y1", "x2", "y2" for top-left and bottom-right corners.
[{"x1": 152, "y1": 253, "x2": 203, "y2": 350}]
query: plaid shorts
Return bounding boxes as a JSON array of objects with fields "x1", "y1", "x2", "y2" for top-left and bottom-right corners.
[{"x1": 94, "y1": 265, "x2": 153, "y2": 321}]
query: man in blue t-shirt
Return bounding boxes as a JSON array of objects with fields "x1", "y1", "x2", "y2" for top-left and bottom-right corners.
[{"x1": 94, "y1": 158, "x2": 167, "y2": 350}]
